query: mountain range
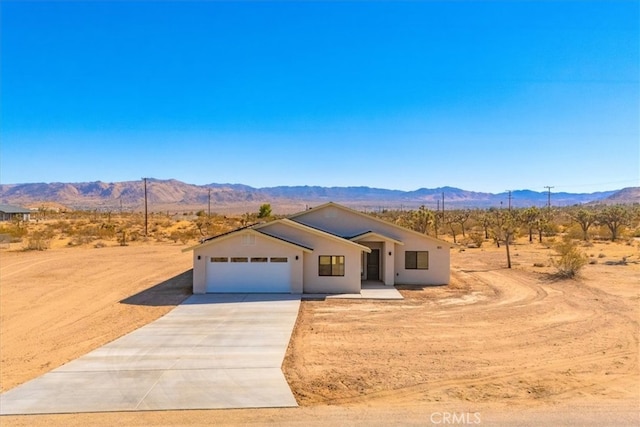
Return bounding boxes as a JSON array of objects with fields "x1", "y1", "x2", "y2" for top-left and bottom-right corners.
[{"x1": 0, "y1": 179, "x2": 636, "y2": 213}]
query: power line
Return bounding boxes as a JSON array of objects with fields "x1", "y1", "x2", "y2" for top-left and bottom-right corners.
[{"x1": 143, "y1": 177, "x2": 148, "y2": 237}]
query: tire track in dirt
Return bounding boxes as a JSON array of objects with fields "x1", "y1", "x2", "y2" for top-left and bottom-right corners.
[{"x1": 284, "y1": 254, "x2": 638, "y2": 407}]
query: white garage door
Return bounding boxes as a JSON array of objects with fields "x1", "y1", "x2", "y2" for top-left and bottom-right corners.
[{"x1": 205, "y1": 257, "x2": 292, "y2": 293}]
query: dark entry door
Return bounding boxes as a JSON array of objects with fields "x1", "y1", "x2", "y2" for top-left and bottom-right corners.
[{"x1": 367, "y1": 249, "x2": 380, "y2": 280}]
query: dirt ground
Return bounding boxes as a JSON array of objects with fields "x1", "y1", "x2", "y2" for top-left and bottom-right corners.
[
  {"x1": 0, "y1": 243, "x2": 194, "y2": 393},
  {"x1": 0, "y1": 238, "x2": 638, "y2": 425}
]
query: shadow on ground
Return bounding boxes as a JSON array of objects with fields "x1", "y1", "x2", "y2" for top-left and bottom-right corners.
[
  {"x1": 395, "y1": 284, "x2": 448, "y2": 291},
  {"x1": 120, "y1": 269, "x2": 193, "y2": 307}
]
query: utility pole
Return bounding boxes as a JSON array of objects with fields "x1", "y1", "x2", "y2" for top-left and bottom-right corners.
[
  {"x1": 208, "y1": 188, "x2": 211, "y2": 217},
  {"x1": 544, "y1": 186, "x2": 554, "y2": 210},
  {"x1": 506, "y1": 190, "x2": 512, "y2": 211},
  {"x1": 441, "y1": 192, "x2": 445, "y2": 217},
  {"x1": 143, "y1": 178, "x2": 148, "y2": 238},
  {"x1": 435, "y1": 199, "x2": 440, "y2": 239}
]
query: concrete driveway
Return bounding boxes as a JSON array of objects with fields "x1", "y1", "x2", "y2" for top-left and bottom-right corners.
[{"x1": 0, "y1": 294, "x2": 301, "y2": 415}]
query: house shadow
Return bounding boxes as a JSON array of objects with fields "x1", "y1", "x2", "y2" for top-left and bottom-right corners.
[
  {"x1": 395, "y1": 284, "x2": 448, "y2": 292},
  {"x1": 120, "y1": 269, "x2": 193, "y2": 307},
  {"x1": 182, "y1": 293, "x2": 303, "y2": 305}
]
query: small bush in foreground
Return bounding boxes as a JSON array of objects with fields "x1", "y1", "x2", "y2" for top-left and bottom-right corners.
[
  {"x1": 552, "y1": 241, "x2": 587, "y2": 278},
  {"x1": 25, "y1": 231, "x2": 52, "y2": 251}
]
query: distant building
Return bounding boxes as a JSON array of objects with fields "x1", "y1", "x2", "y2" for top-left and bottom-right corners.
[{"x1": 0, "y1": 204, "x2": 31, "y2": 222}]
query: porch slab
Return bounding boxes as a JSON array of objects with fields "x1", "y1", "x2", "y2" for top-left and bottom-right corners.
[{"x1": 302, "y1": 283, "x2": 403, "y2": 300}]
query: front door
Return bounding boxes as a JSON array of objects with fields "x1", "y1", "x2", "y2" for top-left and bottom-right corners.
[{"x1": 367, "y1": 249, "x2": 380, "y2": 281}]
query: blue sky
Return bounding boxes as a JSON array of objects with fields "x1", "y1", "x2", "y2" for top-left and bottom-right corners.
[{"x1": 1, "y1": 1, "x2": 638, "y2": 193}]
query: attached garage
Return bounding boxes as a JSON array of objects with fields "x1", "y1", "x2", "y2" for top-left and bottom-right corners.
[
  {"x1": 205, "y1": 256, "x2": 292, "y2": 293},
  {"x1": 187, "y1": 229, "x2": 309, "y2": 294}
]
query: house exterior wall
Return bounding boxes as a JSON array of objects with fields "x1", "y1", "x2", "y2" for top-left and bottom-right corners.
[
  {"x1": 302, "y1": 241, "x2": 362, "y2": 294},
  {"x1": 394, "y1": 233, "x2": 450, "y2": 285},
  {"x1": 295, "y1": 205, "x2": 450, "y2": 285},
  {"x1": 260, "y1": 222, "x2": 363, "y2": 293},
  {"x1": 384, "y1": 241, "x2": 396, "y2": 285},
  {"x1": 192, "y1": 231, "x2": 304, "y2": 294},
  {"x1": 0, "y1": 212, "x2": 30, "y2": 222}
]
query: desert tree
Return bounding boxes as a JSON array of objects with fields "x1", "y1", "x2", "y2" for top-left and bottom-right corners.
[
  {"x1": 444, "y1": 213, "x2": 459, "y2": 244},
  {"x1": 194, "y1": 214, "x2": 212, "y2": 237},
  {"x1": 476, "y1": 209, "x2": 495, "y2": 239},
  {"x1": 569, "y1": 208, "x2": 596, "y2": 241},
  {"x1": 452, "y1": 209, "x2": 472, "y2": 238},
  {"x1": 597, "y1": 205, "x2": 630, "y2": 242},
  {"x1": 411, "y1": 205, "x2": 435, "y2": 235},
  {"x1": 535, "y1": 209, "x2": 554, "y2": 243},
  {"x1": 258, "y1": 203, "x2": 272, "y2": 219},
  {"x1": 393, "y1": 210, "x2": 413, "y2": 230},
  {"x1": 240, "y1": 212, "x2": 257, "y2": 227},
  {"x1": 493, "y1": 209, "x2": 519, "y2": 268},
  {"x1": 520, "y1": 206, "x2": 541, "y2": 243}
]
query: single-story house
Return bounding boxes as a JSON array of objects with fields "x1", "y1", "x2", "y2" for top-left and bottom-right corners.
[
  {"x1": 185, "y1": 202, "x2": 452, "y2": 294},
  {"x1": 0, "y1": 204, "x2": 31, "y2": 222}
]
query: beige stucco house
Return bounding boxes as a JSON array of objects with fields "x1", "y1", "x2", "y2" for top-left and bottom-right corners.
[{"x1": 186, "y1": 202, "x2": 451, "y2": 294}]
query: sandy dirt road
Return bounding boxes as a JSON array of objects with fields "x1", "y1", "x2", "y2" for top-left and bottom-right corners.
[{"x1": 0, "y1": 240, "x2": 638, "y2": 425}]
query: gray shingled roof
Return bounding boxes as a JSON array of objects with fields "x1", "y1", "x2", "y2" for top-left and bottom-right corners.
[{"x1": 0, "y1": 204, "x2": 31, "y2": 214}]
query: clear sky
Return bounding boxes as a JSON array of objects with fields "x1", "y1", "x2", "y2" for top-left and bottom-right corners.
[{"x1": 1, "y1": 0, "x2": 638, "y2": 193}]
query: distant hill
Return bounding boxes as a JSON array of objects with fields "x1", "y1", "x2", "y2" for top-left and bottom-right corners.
[
  {"x1": 0, "y1": 179, "x2": 628, "y2": 213},
  {"x1": 594, "y1": 187, "x2": 640, "y2": 205}
]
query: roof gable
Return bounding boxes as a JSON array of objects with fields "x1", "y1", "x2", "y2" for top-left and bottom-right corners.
[
  {"x1": 289, "y1": 202, "x2": 452, "y2": 246},
  {"x1": 349, "y1": 231, "x2": 404, "y2": 246},
  {"x1": 256, "y1": 219, "x2": 372, "y2": 253},
  {"x1": 182, "y1": 227, "x2": 313, "y2": 253}
]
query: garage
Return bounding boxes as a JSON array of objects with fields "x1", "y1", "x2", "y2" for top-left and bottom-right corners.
[{"x1": 205, "y1": 256, "x2": 292, "y2": 293}]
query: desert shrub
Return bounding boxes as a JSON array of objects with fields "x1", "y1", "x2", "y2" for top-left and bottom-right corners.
[
  {"x1": 53, "y1": 220, "x2": 74, "y2": 235},
  {"x1": 598, "y1": 253, "x2": 606, "y2": 258},
  {"x1": 469, "y1": 232, "x2": 484, "y2": 248},
  {"x1": 552, "y1": 241, "x2": 587, "y2": 278},
  {"x1": 589, "y1": 259, "x2": 597, "y2": 265},
  {"x1": 94, "y1": 241, "x2": 107, "y2": 248},
  {"x1": 25, "y1": 230, "x2": 53, "y2": 251},
  {"x1": 545, "y1": 222, "x2": 560, "y2": 237},
  {"x1": 97, "y1": 223, "x2": 116, "y2": 239},
  {"x1": 169, "y1": 229, "x2": 196, "y2": 244},
  {"x1": 565, "y1": 224, "x2": 586, "y2": 240},
  {"x1": 0, "y1": 223, "x2": 28, "y2": 241}
]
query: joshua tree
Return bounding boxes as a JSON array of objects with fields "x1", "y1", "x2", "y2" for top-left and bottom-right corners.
[
  {"x1": 569, "y1": 208, "x2": 596, "y2": 241},
  {"x1": 520, "y1": 206, "x2": 541, "y2": 242},
  {"x1": 597, "y1": 205, "x2": 630, "y2": 242},
  {"x1": 411, "y1": 205, "x2": 435, "y2": 235},
  {"x1": 493, "y1": 209, "x2": 518, "y2": 268}
]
